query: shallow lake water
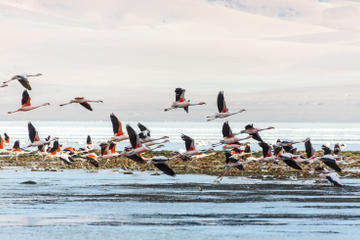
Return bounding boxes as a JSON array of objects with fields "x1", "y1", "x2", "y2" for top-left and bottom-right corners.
[{"x1": 0, "y1": 169, "x2": 360, "y2": 240}]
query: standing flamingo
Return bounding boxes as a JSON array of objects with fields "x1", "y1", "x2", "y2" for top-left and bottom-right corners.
[
  {"x1": 110, "y1": 113, "x2": 128, "y2": 142},
  {"x1": 8, "y1": 90, "x2": 50, "y2": 114},
  {"x1": 3, "y1": 73, "x2": 42, "y2": 90},
  {"x1": 59, "y1": 97, "x2": 103, "y2": 111},
  {"x1": 164, "y1": 88, "x2": 205, "y2": 113},
  {"x1": 207, "y1": 91, "x2": 245, "y2": 121}
]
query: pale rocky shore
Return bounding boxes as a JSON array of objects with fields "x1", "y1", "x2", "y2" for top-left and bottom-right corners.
[{"x1": 1, "y1": 150, "x2": 360, "y2": 179}]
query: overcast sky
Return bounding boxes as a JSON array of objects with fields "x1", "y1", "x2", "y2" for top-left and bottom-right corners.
[{"x1": 0, "y1": 0, "x2": 360, "y2": 122}]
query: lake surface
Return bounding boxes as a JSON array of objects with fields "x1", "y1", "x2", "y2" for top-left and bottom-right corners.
[
  {"x1": 1, "y1": 121, "x2": 360, "y2": 150},
  {"x1": 0, "y1": 169, "x2": 360, "y2": 240}
]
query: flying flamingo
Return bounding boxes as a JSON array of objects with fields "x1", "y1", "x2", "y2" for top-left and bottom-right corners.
[
  {"x1": 99, "y1": 142, "x2": 120, "y2": 160},
  {"x1": 8, "y1": 90, "x2": 50, "y2": 114},
  {"x1": 206, "y1": 91, "x2": 246, "y2": 121},
  {"x1": 9, "y1": 140, "x2": 26, "y2": 160},
  {"x1": 137, "y1": 122, "x2": 169, "y2": 146},
  {"x1": 26, "y1": 122, "x2": 58, "y2": 148},
  {"x1": 4, "y1": 133, "x2": 10, "y2": 146},
  {"x1": 110, "y1": 113, "x2": 128, "y2": 142},
  {"x1": 59, "y1": 97, "x2": 103, "y2": 111},
  {"x1": 126, "y1": 154, "x2": 176, "y2": 176},
  {"x1": 86, "y1": 135, "x2": 93, "y2": 151},
  {"x1": 123, "y1": 124, "x2": 164, "y2": 156},
  {"x1": 217, "y1": 152, "x2": 254, "y2": 181},
  {"x1": 240, "y1": 124, "x2": 274, "y2": 142},
  {"x1": 0, "y1": 135, "x2": 7, "y2": 153},
  {"x1": 313, "y1": 167, "x2": 342, "y2": 187},
  {"x1": 212, "y1": 121, "x2": 250, "y2": 147},
  {"x1": 257, "y1": 142, "x2": 277, "y2": 163},
  {"x1": 277, "y1": 152, "x2": 303, "y2": 170},
  {"x1": 164, "y1": 88, "x2": 205, "y2": 113},
  {"x1": 3, "y1": 73, "x2": 42, "y2": 90},
  {"x1": 177, "y1": 134, "x2": 213, "y2": 160}
]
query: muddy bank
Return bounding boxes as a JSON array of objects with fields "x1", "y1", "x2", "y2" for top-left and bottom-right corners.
[{"x1": 1, "y1": 151, "x2": 360, "y2": 179}]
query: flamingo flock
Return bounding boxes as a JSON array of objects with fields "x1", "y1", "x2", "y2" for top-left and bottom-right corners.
[{"x1": 0, "y1": 74, "x2": 356, "y2": 187}]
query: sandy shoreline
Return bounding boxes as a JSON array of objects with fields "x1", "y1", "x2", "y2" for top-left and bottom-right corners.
[{"x1": 1, "y1": 151, "x2": 360, "y2": 179}]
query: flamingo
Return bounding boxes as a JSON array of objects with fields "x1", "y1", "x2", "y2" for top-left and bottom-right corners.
[
  {"x1": 3, "y1": 73, "x2": 42, "y2": 90},
  {"x1": 277, "y1": 152, "x2": 303, "y2": 170},
  {"x1": 99, "y1": 142, "x2": 120, "y2": 159},
  {"x1": 86, "y1": 135, "x2": 93, "y2": 151},
  {"x1": 206, "y1": 91, "x2": 245, "y2": 121},
  {"x1": 320, "y1": 155, "x2": 342, "y2": 172},
  {"x1": 123, "y1": 124, "x2": 164, "y2": 156},
  {"x1": 217, "y1": 152, "x2": 254, "y2": 181},
  {"x1": 212, "y1": 122, "x2": 250, "y2": 147},
  {"x1": 110, "y1": 113, "x2": 128, "y2": 142},
  {"x1": 4, "y1": 133, "x2": 10, "y2": 146},
  {"x1": 257, "y1": 142, "x2": 277, "y2": 162},
  {"x1": 164, "y1": 88, "x2": 205, "y2": 113},
  {"x1": 313, "y1": 167, "x2": 342, "y2": 187},
  {"x1": 240, "y1": 124, "x2": 274, "y2": 142},
  {"x1": 128, "y1": 155, "x2": 176, "y2": 176},
  {"x1": 59, "y1": 97, "x2": 103, "y2": 111},
  {"x1": 26, "y1": 122, "x2": 58, "y2": 148},
  {"x1": 177, "y1": 134, "x2": 213, "y2": 160},
  {"x1": 137, "y1": 122, "x2": 169, "y2": 146},
  {"x1": 85, "y1": 153, "x2": 100, "y2": 167},
  {"x1": 0, "y1": 135, "x2": 7, "y2": 153},
  {"x1": 321, "y1": 144, "x2": 333, "y2": 155},
  {"x1": 9, "y1": 140, "x2": 26, "y2": 160},
  {"x1": 8, "y1": 90, "x2": 50, "y2": 114}
]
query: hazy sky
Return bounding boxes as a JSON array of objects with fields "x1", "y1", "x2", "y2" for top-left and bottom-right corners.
[{"x1": 0, "y1": 0, "x2": 360, "y2": 122}]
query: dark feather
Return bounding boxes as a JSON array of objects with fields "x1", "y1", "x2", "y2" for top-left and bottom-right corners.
[
  {"x1": 283, "y1": 159, "x2": 302, "y2": 170},
  {"x1": 126, "y1": 124, "x2": 138, "y2": 149},
  {"x1": 80, "y1": 102, "x2": 93, "y2": 111},
  {"x1": 217, "y1": 91, "x2": 226, "y2": 113},
  {"x1": 326, "y1": 175, "x2": 342, "y2": 187},
  {"x1": 181, "y1": 134, "x2": 194, "y2": 151},
  {"x1": 250, "y1": 132, "x2": 263, "y2": 142},
  {"x1": 305, "y1": 139, "x2": 315, "y2": 158},
  {"x1": 259, "y1": 142, "x2": 271, "y2": 158},
  {"x1": 154, "y1": 163, "x2": 176, "y2": 176},
  {"x1": 13, "y1": 140, "x2": 20, "y2": 149},
  {"x1": 28, "y1": 122, "x2": 38, "y2": 143},
  {"x1": 175, "y1": 88, "x2": 185, "y2": 102},
  {"x1": 110, "y1": 113, "x2": 120, "y2": 135},
  {"x1": 222, "y1": 121, "x2": 232, "y2": 137},
  {"x1": 321, "y1": 158, "x2": 342, "y2": 172},
  {"x1": 21, "y1": 90, "x2": 30, "y2": 105},
  {"x1": 16, "y1": 75, "x2": 31, "y2": 90},
  {"x1": 126, "y1": 154, "x2": 146, "y2": 164}
]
